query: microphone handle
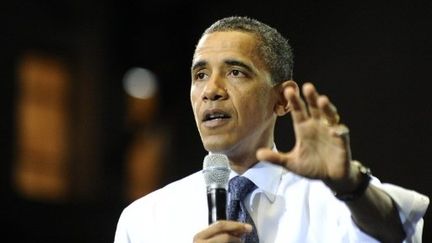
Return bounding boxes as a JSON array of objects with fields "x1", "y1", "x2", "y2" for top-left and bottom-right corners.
[{"x1": 207, "y1": 187, "x2": 227, "y2": 224}]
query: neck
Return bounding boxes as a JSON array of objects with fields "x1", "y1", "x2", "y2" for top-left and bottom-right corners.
[
  {"x1": 226, "y1": 141, "x2": 274, "y2": 175},
  {"x1": 228, "y1": 154, "x2": 259, "y2": 175},
  {"x1": 212, "y1": 121, "x2": 276, "y2": 174}
]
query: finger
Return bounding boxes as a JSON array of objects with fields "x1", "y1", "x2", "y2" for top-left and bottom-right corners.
[
  {"x1": 256, "y1": 148, "x2": 286, "y2": 165},
  {"x1": 195, "y1": 233, "x2": 242, "y2": 243},
  {"x1": 209, "y1": 233, "x2": 242, "y2": 243},
  {"x1": 257, "y1": 148, "x2": 303, "y2": 177},
  {"x1": 256, "y1": 148, "x2": 296, "y2": 168},
  {"x1": 284, "y1": 86, "x2": 308, "y2": 124},
  {"x1": 330, "y1": 124, "x2": 352, "y2": 161},
  {"x1": 194, "y1": 221, "x2": 252, "y2": 240},
  {"x1": 302, "y1": 82, "x2": 320, "y2": 119},
  {"x1": 317, "y1": 95, "x2": 340, "y2": 125}
]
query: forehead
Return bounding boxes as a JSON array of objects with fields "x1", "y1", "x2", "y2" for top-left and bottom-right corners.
[{"x1": 193, "y1": 31, "x2": 263, "y2": 66}]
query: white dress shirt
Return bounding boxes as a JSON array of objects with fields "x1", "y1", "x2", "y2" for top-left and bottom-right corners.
[{"x1": 114, "y1": 161, "x2": 429, "y2": 243}]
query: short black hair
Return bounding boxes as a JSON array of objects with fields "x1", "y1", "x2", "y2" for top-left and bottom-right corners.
[{"x1": 199, "y1": 16, "x2": 294, "y2": 84}]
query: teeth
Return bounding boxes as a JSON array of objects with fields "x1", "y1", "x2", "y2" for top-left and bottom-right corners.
[
  {"x1": 209, "y1": 114, "x2": 225, "y2": 119},
  {"x1": 205, "y1": 112, "x2": 229, "y2": 121}
]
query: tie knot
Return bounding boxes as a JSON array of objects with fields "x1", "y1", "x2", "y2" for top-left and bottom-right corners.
[{"x1": 229, "y1": 176, "x2": 257, "y2": 201}]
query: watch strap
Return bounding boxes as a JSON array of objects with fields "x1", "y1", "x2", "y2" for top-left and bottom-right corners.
[{"x1": 334, "y1": 161, "x2": 372, "y2": 201}]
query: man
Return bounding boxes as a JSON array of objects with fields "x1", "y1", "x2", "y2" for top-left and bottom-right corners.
[{"x1": 114, "y1": 16, "x2": 429, "y2": 243}]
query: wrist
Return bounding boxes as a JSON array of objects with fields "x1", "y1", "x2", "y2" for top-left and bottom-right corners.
[{"x1": 331, "y1": 161, "x2": 372, "y2": 201}]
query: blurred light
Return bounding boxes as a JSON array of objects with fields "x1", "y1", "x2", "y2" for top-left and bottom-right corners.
[{"x1": 123, "y1": 67, "x2": 158, "y2": 99}]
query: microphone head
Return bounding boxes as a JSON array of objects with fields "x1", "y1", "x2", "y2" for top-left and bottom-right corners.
[{"x1": 203, "y1": 153, "x2": 230, "y2": 189}]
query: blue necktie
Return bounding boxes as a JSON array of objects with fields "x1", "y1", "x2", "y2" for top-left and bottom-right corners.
[{"x1": 227, "y1": 176, "x2": 259, "y2": 243}]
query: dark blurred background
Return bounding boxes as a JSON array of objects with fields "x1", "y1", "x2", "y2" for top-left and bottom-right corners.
[{"x1": 1, "y1": 0, "x2": 431, "y2": 242}]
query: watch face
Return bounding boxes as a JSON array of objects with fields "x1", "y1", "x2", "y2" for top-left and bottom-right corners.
[{"x1": 359, "y1": 165, "x2": 371, "y2": 175}]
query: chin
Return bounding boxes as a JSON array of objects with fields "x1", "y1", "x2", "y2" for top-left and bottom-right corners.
[
  {"x1": 203, "y1": 143, "x2": 228, "y2": 154},
  {"x1": 202, "y1": 137, "x2": 235, "y2": 154}
]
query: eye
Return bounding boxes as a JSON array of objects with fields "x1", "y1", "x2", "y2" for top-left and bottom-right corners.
[
  {"x1": 197, "y1": 73, "x2": 206, "y2": 79},
  {"x1": 228, "y1": 69, "x2": 246, "y2": 78},
  {"x1": 194, "y1": 71, "x2": 208, "y2": 81}
]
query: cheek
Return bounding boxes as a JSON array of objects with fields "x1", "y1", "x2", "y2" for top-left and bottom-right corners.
[
  {"x1": 241, "y1": 89, "x2": 273, "y2": 120},
  {"x1": 190, "y1": 86, "x2": 200, "y2": 112},
  {"x1": 190, "y1": 85, "x2": 197, "y2": 102},
  {"x1": 237, "y1": 95, "x2": 267, "y2": 121}
]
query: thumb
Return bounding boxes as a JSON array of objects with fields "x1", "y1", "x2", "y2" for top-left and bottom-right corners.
[{"x1": 256, "y1": 148, "x2": 289, "y2": 165}]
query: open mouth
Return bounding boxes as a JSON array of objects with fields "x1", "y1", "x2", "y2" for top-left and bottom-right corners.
[{"x1": 202, "y1": 110, "x2": 231, "y2": 122}]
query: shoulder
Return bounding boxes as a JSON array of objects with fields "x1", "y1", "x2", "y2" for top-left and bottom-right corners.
[
  {"x1": 124, "y1": 170, "x2": 204, "y2": 213},
  {"x1": 118, "y1": 170, "x2": 206, "y2": 227},
  {"x1": 115, "y1": 171, "x2": 207, "y2": 242}
]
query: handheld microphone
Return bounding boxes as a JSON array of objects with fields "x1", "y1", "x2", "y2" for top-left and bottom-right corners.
[{"x1": 203, "y1": 154, "x2": 230, "y2": 225}]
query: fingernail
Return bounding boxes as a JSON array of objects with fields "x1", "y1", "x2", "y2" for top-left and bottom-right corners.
[{"x1": 244, "y1": 224, "x2": 253, "y2": 232}]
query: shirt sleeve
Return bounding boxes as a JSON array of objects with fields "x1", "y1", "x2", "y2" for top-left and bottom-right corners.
[
  {"x1": 114, "y1": 207, "x2": 131, "y2": 243},
  {"x1": 371, "y1": 178, "x2": 430, "y2": 243},
  {"x1": 113, "y1": 193, "x2": 159, "y2": 243}
]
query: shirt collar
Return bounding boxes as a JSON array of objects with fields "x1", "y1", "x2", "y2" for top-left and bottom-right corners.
[{"x1": 235, "y1": 161, "x2": 284, "y2": 203}]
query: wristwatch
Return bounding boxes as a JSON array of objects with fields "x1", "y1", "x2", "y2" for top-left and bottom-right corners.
[{"x1": 334, "y1": 161, "x2": 372, "y2": 202}]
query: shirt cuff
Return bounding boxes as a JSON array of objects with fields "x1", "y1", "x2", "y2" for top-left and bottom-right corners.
[{"x1": 374, "y1": 181, "x2": 430, "y2": 242}]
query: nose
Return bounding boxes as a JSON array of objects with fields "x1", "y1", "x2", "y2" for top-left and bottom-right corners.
[{"x1": 202, "y1": 76, "x2": 228, "y2": 101}]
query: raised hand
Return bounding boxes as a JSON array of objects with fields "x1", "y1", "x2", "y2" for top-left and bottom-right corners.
[{"x1": 257, "y1": 82, "x2": 353, "y2": 186}]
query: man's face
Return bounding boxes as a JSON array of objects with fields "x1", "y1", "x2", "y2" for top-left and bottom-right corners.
[{"x1": 190, "y1": 31, "x2": 278, "y2": 157}]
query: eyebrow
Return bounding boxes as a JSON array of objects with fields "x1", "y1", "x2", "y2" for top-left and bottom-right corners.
[
  {"x1": 191, "y1": 60, "x2": 207, "y2": 72},
  {"x1": 224, "y1": 59, "x2": 254, "y2": 73},
  {"x1": 191, "y1": 59, "x2": 254, "y2": 74}
]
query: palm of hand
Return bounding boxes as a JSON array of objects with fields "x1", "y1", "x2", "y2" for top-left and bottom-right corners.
[{"x1": 289, "y1": 118, "x2": 350, "y2": 181}]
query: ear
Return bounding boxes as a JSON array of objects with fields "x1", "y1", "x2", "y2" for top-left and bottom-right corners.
[{"x1": 274, "y1": 80, "x2": 299, "y2": 116}]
